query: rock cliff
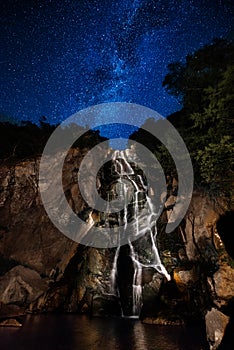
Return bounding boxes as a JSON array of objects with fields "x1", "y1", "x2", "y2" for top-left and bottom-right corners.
[{"x1": 0, "y1": 148, "x2": 233, "y2": 349}]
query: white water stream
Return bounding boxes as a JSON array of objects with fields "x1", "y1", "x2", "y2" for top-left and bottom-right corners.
[{"x1": 110, "y1": 150, "x2": 170, "y2": 316}]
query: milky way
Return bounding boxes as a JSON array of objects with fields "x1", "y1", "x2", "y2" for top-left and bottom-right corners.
[{"x1": 0, "y1": 0, "x2": 233, "y2": 128}]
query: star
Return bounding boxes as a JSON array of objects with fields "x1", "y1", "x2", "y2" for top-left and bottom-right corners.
[{"x1": 0, "y1": 0, "x2": 233, "y2": 134}]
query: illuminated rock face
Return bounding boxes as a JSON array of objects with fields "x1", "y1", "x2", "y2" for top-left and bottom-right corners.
[{"x1": 0, "y1": 147, "x2": 233, "y2": 347}]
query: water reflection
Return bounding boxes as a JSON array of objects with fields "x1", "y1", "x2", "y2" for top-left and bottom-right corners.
[
  {"x1": 0, "y1": 315, "x2": 209, "y2": 350},
  {"x1": 133, "y1": 321, "x2": 149, "y2": 350}
]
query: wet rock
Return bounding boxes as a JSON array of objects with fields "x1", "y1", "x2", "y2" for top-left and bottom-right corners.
[
  {"x1": 205, "y1": 308, "x2": 229, "y2": 350},
  {"x1": 92, "y1": 294, "x2": 122, "y2": 317},
  {"x1": 141, "y1": 271, "x2": 163, "y2": 317},
  {"x1": 30, "y1": 284, "x2": 69, "y2": 313},
  {"x1": 88, "y1": 248, "x2": 106, "y2": 276},
  {"x1": 142, "y1": 267, "x2": 155, "y2": 284},
  {"x1": 173, "y1": 266, "x2": 199, "y2": 293},
  {"x1": 0, "y1": 265, "x2": 48, "y2": 306},
  {"x1": 0, "y1": 303, "x2": 25, "y2": 318},
  {"x1": 213, "y1": 264, "x2": 234, "y2": 307},
  {"x1": 165, "y1": 195, "x2": 176, "y2": 220},
  {"x1": 30, "y1": 247, "x2": 114, "y2": 314},
  {"x1": 0, "y1": 318, "x2": 22, "y2": 327}
]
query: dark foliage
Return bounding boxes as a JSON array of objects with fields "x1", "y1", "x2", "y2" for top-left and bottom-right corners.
[
  {"x1": 0, "y1": 117, "x2": 56, "y2": 160},
  {"x1": 0, "y1": 117, "x2": 108, "y2": 161},
  {"x1": 132, "y1": 39, "x2": 234, "y2": 200}
]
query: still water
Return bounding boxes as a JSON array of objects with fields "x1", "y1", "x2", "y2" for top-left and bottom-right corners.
[{"x1": 0, "y1": 314, "x2": 209, "y2": 350}]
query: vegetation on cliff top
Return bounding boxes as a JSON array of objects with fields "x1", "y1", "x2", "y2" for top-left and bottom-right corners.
[
  {"x1": 0, "y1": 117, "x2": 106, "y2": 161},
  {"x1": 131, "y1": 39, "x2": 234, "y2": 200}
]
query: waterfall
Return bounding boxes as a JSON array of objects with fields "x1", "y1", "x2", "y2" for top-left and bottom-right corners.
[
  {"x1": 110, "y1": 149, "x2": 170, "y2": 317},
  {"x1": 129, "y1": 240, "x2": 142, "y2": 316},
  {"x1": 110, "y1": 246, "x2": 120, "y2": 295}
]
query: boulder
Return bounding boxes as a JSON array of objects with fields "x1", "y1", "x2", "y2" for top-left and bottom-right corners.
[
  {"x1": 92, "y1": 294, "x2": 122, "y2": 317},
  {"x1": 205, "y1": 308, "x2": 229, "y2": 350},
  {"x1": 213, "y1": 264, "x2": 234, "y2": 306},
  {"x1": 0, "y1": 265, "x2": 48, "y2": 306},
  {"x1": 173, "y1": 266, "x2": 199, "y2": 293},
  {"x1": 0, "y1": 318, "x2": 22, "y2": 327}
]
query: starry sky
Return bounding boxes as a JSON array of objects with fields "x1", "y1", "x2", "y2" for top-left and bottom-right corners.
[{"x1": 0, "y1": 0, "x2": 233, "y2": 128}]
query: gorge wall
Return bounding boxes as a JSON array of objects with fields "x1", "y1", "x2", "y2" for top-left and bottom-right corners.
[{"x1": 0, "y1": 147, "x2": 233, "y2": 349}]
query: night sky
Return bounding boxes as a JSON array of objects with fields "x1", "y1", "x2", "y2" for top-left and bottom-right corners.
[{"x1": 1, "y1": 0, "x2": 233, "y2": 128}]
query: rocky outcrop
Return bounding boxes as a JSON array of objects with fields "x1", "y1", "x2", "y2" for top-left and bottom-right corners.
[
  {"x1": 0, "y1": 157, "x2": 79, "y2": 278},
  {"x1": 136, "y1": 191, "x2": 234, "y2": 346},
  {"x1": 0, "y1": 265, "x2": 48, "y2": 306},
  {"x1": 29, "y1": 247, "x2": 115, "y2": 314},
  {"x1": 167, "y1": 193, "x2": 234, "y2": 348},
  {"x1": 0, "y1": 150, "x2": 86, "y2": 317}
]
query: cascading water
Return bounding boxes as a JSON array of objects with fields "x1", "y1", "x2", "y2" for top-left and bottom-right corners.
[
  {"x1": 109, "y1": 149, "x2": 171, "y2": 317},
  {"x1": 129, "y1": 240, "x2": 143, "y2": 316}
]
